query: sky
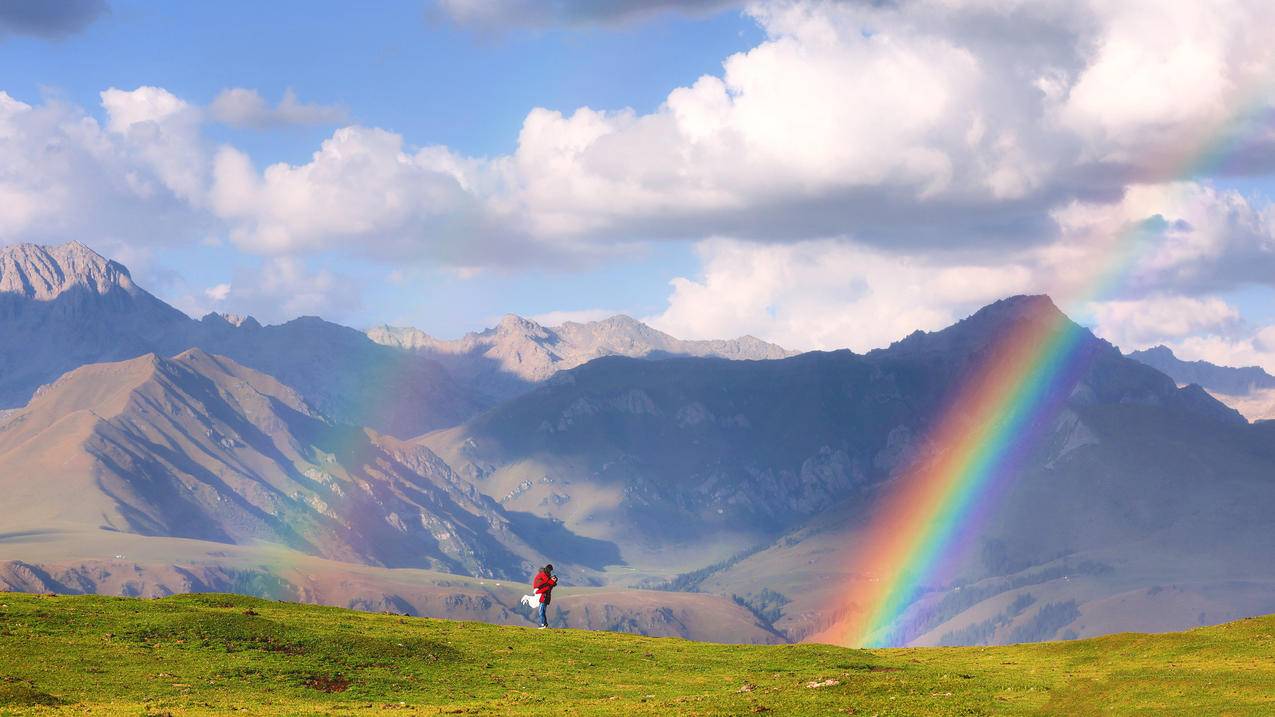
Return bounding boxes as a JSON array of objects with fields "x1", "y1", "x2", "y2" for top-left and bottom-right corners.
[{"x1": 3, "y1": 0, "x2": 1275, "y2": 374}]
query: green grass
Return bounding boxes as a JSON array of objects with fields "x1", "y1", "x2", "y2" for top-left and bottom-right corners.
[{"x1": 1, "y1": 593, "x2": 1272, "y2": 715}]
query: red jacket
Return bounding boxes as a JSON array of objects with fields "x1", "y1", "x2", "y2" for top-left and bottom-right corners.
[{"x1": 533, "y1": 571, "x2": 557, "y2": 604}]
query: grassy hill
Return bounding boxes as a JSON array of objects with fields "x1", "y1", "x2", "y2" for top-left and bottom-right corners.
[{"x1": 2, "y1": 593, "x2": 1274, "y2": 715}]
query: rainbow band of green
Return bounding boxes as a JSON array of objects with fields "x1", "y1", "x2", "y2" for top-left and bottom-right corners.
[{"x1": 857, "y1": 315, "x2": 1087, "y2": 646}]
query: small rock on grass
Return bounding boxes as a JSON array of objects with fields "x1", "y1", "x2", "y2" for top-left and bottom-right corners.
[{"x1": 805, "y1": 678, "x2": 840, "y2": 689}]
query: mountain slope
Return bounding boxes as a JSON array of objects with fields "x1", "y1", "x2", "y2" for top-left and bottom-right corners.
[
  {"x1": 0, "y1": 349, "x2": 534, "y2": 578},
  {"x1": 195, "y1": 314, "x2": 480, "y2": 437},
  {"x1": 424, "y1": 296, "x2": 1275, "y2": 643},
  {"x1": 1128, "y1": 345, "x2": 1275, "y2": 394},
  {"x1": 0, "y1": 242, "x2": 476, "y2": 437},
  {"x1": 1, "y1": 242, "x2": 787, "y2": 436},
  {"x1": 368, "y1": 313, "x2": 793, "y2": 403},
  {"x1": 0, "y1": 242, "x2": 194, "y2": 408},
  {"x1": 1128, "y1": 344, "x2": 1275, "y2": 421}
]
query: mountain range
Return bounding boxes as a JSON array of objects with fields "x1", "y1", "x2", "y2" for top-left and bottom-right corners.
[
  {"x1": 425, "y1": 296, "x2": 1275, "y2": 643},
  {"x1": 0, "y1": 242, "x2": 784, "y2": 437},
  {"x1": 1128, "y1": 345, "x2": 1275, "y2": 422},
  {"x1": 2, "y1": 241, "x2": 1274, "y2": 647},
  {"x1": 0, "y1": 348, "x2": 542, "y2": 576},
  {"x1": 368, "y1": 313, "x2": 792, "y2": 403}
]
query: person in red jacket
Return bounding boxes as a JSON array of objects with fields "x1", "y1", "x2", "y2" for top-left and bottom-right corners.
[{"x1": 532, "y1": 564, "x2": 557, "y2": 629}]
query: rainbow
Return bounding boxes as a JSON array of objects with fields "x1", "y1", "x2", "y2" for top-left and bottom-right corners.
[
  {"x1": 828, "y1": 99, "x2": 1275, "y2": 647},
  {"x1": 830, "y1": 299, "x2": 1092, "y2": 647}
]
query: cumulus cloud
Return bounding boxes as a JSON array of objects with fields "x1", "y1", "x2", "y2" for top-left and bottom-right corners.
[
  {"x1": 647, "y1": 238, "x2": 1036, "y2": 352},
  {"x1": 0, "y1": 0, "x2": 107, "y2": 39},
  {"x1": 209, "y1": 88, "x2": 347, "y2": 129},
  {"x1": 5, "y1": 0, "x2": 1275, "y2": 342},
  {"x1": 0, "y1": 89, "x2": 209, "y2": 244},
  {"x1": 1172, "y1": 324, "x2": 1275, "y2": 375},
  {"x1": 1089, "y1": 295, "x2": 1242, "y2": 351},
  {"x1": 435, "y1": 0, "x2": 738, "y2": 28},
  {"x1": 100, "y1": 85, "x2": 191, "y2": 131},
  {"x1": 8, "y1": 1, "x2": 1275, "y2": 268},
  {"x1": 204, "y1": 282, "x2": 231, "y2": 302},
  {"x1": 99, "y1": 86, "x2": 208, "y2": 205},
  {"x1": 646, "y1": 181, "x2": 1275, "y2": 353},
  {"x1": 1044, "y1": 182, "x2": 1275, "y2": 300},
  {"x1": 203, "y1": 0, "x2": 1275, "y2": 265},
  {"x1": 208, "y1": 127, "x2": 509, "y2": 262},
  {"x1": 1056, "y1": 1, "x2": 1275, "y2": 171},
  {"x1": 200, "y1": 257, "x2": 360, "y2": 324}
]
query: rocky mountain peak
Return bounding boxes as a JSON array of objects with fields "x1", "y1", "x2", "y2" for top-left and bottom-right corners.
[
  {"x1": 0, "y1": 241, "x2": 138, "y2": 300},
  {"x1": 200, "y1": 312, "x2": 262, "y2": 329},
  {"x1": 1136, "y1": 345, "x2": 1176, "y2": 361},
  {"x1": 583, "y1": 314, "x2": 665, "y2": 342},
  {"x1": 590, "y1": 314, "x2": 645, "y2": 329},
  {"x1": 1128, "y1": 344, "x2": 1275, "y2": 391},
  {"x1": 965, "y1": 294, "x2": 1065, "y2": 327},
  {"x1": 494, "y1": 313, "x2": 550, "y2": 338},
  {"x1": 882, "y1": 295, "x2": 1075, "y2": 358},
  {"x1": 1127, "y1": 344, "x2": 1275, "y2": 421}
]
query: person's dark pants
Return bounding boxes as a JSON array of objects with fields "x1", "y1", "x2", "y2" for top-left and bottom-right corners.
[{"x1": 537, "y1": 601, "x2": 548, "y2": 627}]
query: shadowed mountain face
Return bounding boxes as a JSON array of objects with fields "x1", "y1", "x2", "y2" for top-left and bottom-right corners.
[
  {"x1": 1128, "y1": 345, "x2": 1275, "y2": 421},
  {"x1": 0, "y1": 242, "x2": 476, "y2": 437},
  {"x1": 0, "y1": 342, "x2": 760, "y2": 640},
  {"x1": 193, "y1": 314, "x2": 481, "y2": 438},
  {"x1": 1, "y1": 242, "x2": 787, "y2": 436},
  {"x1": 0, "y1": 349, "x2": 544, "y2": 578},
  {"x1": 426, "y1": 296, "x2": 1275, "y2": 643},
  {"x1": 368, "y1": 314, "x2": 793, "y2": 404},
  {"x1": 1129, "y1": 345, "x2": 1275, "y2": 395},
  {"x1": 0, "y1": 242, "x2": 194, "y2": 408},
  {"x1": 425, "y1": 297, "x2": 1243, "y2": 554}
]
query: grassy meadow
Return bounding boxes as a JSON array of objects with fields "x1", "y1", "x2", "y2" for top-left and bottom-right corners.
[{"x1": 1, "y1": 592, "x2": 1272, "y2": 715}]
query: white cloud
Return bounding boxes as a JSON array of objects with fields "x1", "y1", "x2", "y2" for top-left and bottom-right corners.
[
  {"x1": 204, "y1": 282, "x2": 231, "y2": 301},
  {"x1": 209, "y1": 88, "x2": 346, "y2": 129},
  {"x1": 6, "y1": 2, "x2": 1275, "y2": 270},
  {"x1": 100, "y1": 85, "x2": 191, "y2": 132},
  {"x1": 646, "y1": 179, "x2": 1275, "y2": 354},
  {"x1": 4, "y1": 1, "x2": 1275, "y2": 339},
  {"x1": 209, "y1": 127, "x2": 502, "y2": 260},
  {"x1": 647, "y1": 237, "x2": 1036, "y2": 352},
  {"x1": 203, "y1": 0, "x2": 1275, "y2": 265},
  {"x1": 1089, "y1": 295, "x2": 1241, "y2": 351},
  {"x1": 99, "y1": 86, "x2": 207, "y2": 205},
  {"x1": 209, "y1": 257, "x2": 359, "y2": 324},
  {"x1": 0, "y1": 89, "x2": 208, "y2": 244},
  {"x1": 1165, "y1": 323, "x2": 1275, "y2": 376},
  {"x1": 1044, "y1": 182, "x2": 1275, "y2": 300},
  {"x1": 1057, "y1": 0, "x2": 1275, "y2": 170}
]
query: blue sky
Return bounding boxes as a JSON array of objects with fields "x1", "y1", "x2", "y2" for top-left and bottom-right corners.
[
  {"x1": 0, "y1": 0, "x2": 754, "y2": 336},
  {"x1": 2, "y1": 2, "x2": 759, "y2": 161},
  {"x1": 2, "y1": 0, "x2": 1275, "y2": 371}
]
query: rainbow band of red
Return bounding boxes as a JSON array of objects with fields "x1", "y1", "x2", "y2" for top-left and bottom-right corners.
[
  {"x1": 839, "y1": 307, "x2": 1090, "y2": 647},
  {"x1": 830, "y1": 89, "x2": 1275, "y2": 646}
]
